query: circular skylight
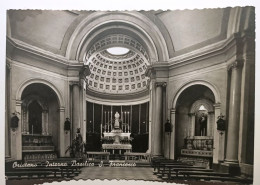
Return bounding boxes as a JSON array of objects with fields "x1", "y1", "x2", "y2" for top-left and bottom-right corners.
[{"x1": 106, "y1": 47, "x2": 130, "y2": 55}]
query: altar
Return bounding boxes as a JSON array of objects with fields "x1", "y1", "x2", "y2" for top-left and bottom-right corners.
[{"x1": 101, "y1": 112, "x2": 132, "y2": 154}]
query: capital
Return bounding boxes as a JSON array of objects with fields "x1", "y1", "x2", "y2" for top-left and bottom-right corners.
[
  {"x1": 188, "y1": 113, "x2": 195, "y2": 116},
  {"x1": 170, "y1": 108, "x2": 176, "y2": 114},
  {"x1": 227, "y1": 60, "x2": 243, "y2": 71},
  {"x1": 155, "y1": 82, "x2": 167, "y2": 87},
  {"x1": 69, "y1": 81, "x2": 80, "y2": 86},
  {"x1": 213, "y1": 103, "x2": 221, "y2": 109},
  {"x1": 58, "y1": 107, "x2": 65, "y2": 112},
  {"x1": 15, "y1": 100, "x2": 22, "y2": 106},
  {"x1": 79, "y1": 65, "x2": 91, "y2": 79}
]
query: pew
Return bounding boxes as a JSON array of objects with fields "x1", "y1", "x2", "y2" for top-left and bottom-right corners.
[{"x1": 6, "y1": 171, "x2": 53, "y2": 180}]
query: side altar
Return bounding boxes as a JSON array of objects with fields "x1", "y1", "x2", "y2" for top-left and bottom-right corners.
[{"x1": 101, "y1": 112, "x2": 132, "y2": 154}]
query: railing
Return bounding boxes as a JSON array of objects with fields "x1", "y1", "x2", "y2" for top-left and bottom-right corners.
[
  {"x1": 86, "y1": 152, "x2": 110, "y2": 161},
  {"x1": 124, "y1": 152, "x2": 151, "y2": 162}
]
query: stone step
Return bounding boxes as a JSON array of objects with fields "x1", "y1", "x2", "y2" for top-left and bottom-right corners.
[{"x1": 22, "y1": 146, "x2": 55, "y2": 152}]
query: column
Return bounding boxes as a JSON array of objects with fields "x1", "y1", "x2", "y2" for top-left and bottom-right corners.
[
  {"x1": 213, "y1": 103, "x2": 222, "y2": 163},
  {"x1": 5, "y1": 66, "x2": 10, "y2": 157},
  {"x1": 59, "y1": 107, "x2": 66, "y2": 157},
  {"x1": 81, "y1": 79, "x2": 87, "y2": 143},
  {"x1": 207, "y1": 112, "x2": 214, "y2": 136},
  {"x1": 21, "y1": 106, "x2": 26, "y2": 134},
  {"x1": 189, "y1": 113, "x2": 196, "y2": 136},
  {"x1": 138, "y1": 104, "x2": 141, "y2": 134},
  {"x1": 10, "y1": 100, "x2": 22, "y2": 160},
  {"x1": 71, "y1": 81, "x2": 80, "y2": 139},
  {"x1": 153, "y1": 82, "x2": 166, "y2": 156},
  {"x1": 238, "y1": 54, "x2": 254, "y2": 164},
  {"x1": 147, "y1": 80, "x2": 155, "y2": 154},
  {"x1": 225, "y1": 61, "x2": 243, "y2": 164},
  {"x1": 170, "y1": 108, "x2": 176, "y2": 160}
]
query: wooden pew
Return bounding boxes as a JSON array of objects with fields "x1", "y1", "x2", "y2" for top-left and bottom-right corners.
[
  {"x1": 156, "y1": 163, "x2": 199, "y2": 175},
  {"x1": 160, "y1": 166, "x2": 206, "y2": 179},
  {"x1": 153, "y1": 161, "x2": 187, "y2": 174},
  {"x1": 179, "y1": 171, "x2": 230, "y2": 178},
  {"x1": 6, "y1": 164, "x2": 81, "y2": 180},
  {"x1": 6, "y1": 171, "x2": 53, "y2": 180},
  {"x1": 11, "y1": 167, "x2": 61, "y2": 177},
  {"x1": 158, "y1": 168, "x2": 213, "y2": 179},
  {"x1": 178, "y1": 175, "x2": 252, "y2": 183}
]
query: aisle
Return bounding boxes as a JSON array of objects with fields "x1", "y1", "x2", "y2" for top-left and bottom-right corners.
[{"x1": 74, "y1": 166, "x2": 160, "y2": 181}]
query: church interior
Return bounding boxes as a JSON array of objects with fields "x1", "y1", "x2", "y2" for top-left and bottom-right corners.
[{"x1": 5, "y1": 7, "x2": 255, "y2": 183}]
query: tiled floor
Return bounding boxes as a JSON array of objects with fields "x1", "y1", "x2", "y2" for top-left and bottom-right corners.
[{"x1": 74, "y1": 167, "x2": 160, "y2": 181}]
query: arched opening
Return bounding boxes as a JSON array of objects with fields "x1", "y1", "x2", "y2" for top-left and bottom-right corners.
[
  {"x1": 20, "y1": 83, "x2": 60, "y2": 161},
  {"x1": 175, "y1": 84, "x2": 215, "y2": 168},
  {"x1": 83, "y1": 32, "x2": 151, "y2": 159}
]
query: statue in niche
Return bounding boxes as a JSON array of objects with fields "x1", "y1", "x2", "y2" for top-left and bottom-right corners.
[
  {"x1": 114, "y1": 112, "x2": 120, "y2": 129},
  {"x1": 199, "y1": 113, "x2": 207, "y2": 136}
]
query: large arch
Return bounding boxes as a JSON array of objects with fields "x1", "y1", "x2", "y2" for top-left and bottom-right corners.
[
  {"x1": 16, "y1": 78, "x2": 65, "y2": 108},
  {"x1": 172, "y1": 80, "x2": 221, "y2": 109},
  {"x1": 66, "y1": 11, "x2": 171, "y2": 62}
]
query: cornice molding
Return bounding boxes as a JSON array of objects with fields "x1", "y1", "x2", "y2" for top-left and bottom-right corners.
[
  {"x1": 6, "y1": 37, "x2": 86, "y2": 69},
  {"x1": 7, "y1": 37, "x2": 68, "y2": 64},
  {"x1": 168, "y1": 32, "x2": 253, "y2": 70},
  {"x1": 6, "y1": 30, "x2": 254, "y2": 74},
  {"x1": 86, "y1": 86, "x2": 149, "y2": 100},
  {"x1": 85, "y1": 92, "x2": 149, "y2": 106}
]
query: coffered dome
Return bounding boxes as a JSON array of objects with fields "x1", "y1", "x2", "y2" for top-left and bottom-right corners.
[{"x1": 85, "y1": 34, "x2": 150, "y2": 95}]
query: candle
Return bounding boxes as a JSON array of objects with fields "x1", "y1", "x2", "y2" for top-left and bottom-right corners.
[
  {"x1": 125, "y1": 112, "x2": 126, "y2": 124},
  {"x1": 32, "y1": 125, "x2": 33, "y2": 135},
  {"x1": 121, "y1": 111, "x2": 123, "y2": 122},
  {"x1": 105, "y1": 111, "x2": 106, "y2": 125},
  {"x1": 128, "y1": 112, "x2": 130, "y2": 132},
  {"x1": 111, "y1": 111, "x2": 112, "y2": 131},
  {"x1": 107, "y1": 111, "x2": 109, "y2": 132}
]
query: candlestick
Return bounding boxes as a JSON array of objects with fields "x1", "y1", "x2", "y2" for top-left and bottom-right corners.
[{"x1": 100, "y1": 123, "x2": 102, "y2": 136}]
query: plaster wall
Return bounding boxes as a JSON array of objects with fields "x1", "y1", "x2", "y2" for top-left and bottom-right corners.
[
  {"x1": 8, "y1": 10, "x2": 77, "y2": 54},
  {"x1": 158, "y1": 9, "x2": 225, "y2": 51}
]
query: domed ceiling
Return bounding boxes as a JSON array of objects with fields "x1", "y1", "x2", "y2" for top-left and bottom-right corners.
[{"x1": 85, "y1": 34, "x2": 150, "y2": 95}]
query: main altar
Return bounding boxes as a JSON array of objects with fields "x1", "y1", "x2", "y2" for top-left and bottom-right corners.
[{"x1": 101, "y1": 112, "x2": 132, "y2": 155}]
